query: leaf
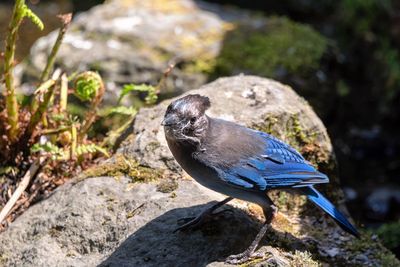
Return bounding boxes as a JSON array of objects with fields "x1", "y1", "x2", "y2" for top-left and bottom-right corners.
[
  {"x1": 22, "y1": 5, "x2": 44, "y2": 31},
  {"x1": 74, "y1": 72, "x2": 102, "y2": 102},
  {"x1": 118, "y1": 83, "x2": 158, "y2": 104},
  {"x1": 31, "y1": 141, "x2": 66, "y2": 160},
  {"x1": 101, "y1": 106, "x2": 137, "y2": 116},
  {"x1": 76, "y1": 144, "x2": 110, "y2": 158}
]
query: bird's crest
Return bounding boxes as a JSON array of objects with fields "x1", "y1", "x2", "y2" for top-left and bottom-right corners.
[{"x1": 171, "y1": 94, "x2": 210, "y2": 114}]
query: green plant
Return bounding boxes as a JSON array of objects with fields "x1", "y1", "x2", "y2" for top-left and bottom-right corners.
[
  {"x1": 3, "y1": 0, "x2": 44, "y2": 142},
  {"x1": 0, "y1": 2, "x2": 109, "y2": 227},
  {"x1": 0, "y1": 1, "x2": 167, "y2": 229}
]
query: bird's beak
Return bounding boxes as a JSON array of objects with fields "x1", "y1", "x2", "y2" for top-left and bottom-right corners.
[{"x1": 161, "y1": 114, "x2": 178, "y2": 126}]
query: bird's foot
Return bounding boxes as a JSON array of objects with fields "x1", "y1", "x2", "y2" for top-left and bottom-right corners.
[
  {"x1": 226, "y1": 246, "x2": 290, "y2": 266},
  {"x1": 225, "y1": 250, "x2": 264, "y2": 265},
  {"x1": 174, "y1": 208, "x2": 233, "y2": 233}
]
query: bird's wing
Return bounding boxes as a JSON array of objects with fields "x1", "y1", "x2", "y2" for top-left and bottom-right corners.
[
  {"x1": 197, "y1": 129, "x2": 329, "y2": 191},
  {"x1": 220, "y1": 156, "x2": 329, "y2": 191}
]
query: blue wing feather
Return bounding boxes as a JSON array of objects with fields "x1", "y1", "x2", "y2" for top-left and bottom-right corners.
[
  {"x1": 302, "y1": 186, "x2": 359, "y2": 237},
  {"x1": 218, "y1": 130, "x2": 328, "y2": 191}
]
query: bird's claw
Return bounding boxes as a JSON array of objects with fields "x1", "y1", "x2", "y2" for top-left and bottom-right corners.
[
  {"x1": 225, "y1": 251, "x2": 264, "y2": 265},
  {"x1": 173, "y1": 214, "x2": 206, "y2": 233},
  {"x1": 174, "y1": 207, "x2": 233, "y2": 233},
  {"x1": 213, "y1": 208, "x2": 234, "y2": 216},
  {"x1": 176, "y1": 216, "x2": 196, "y2": 226}
]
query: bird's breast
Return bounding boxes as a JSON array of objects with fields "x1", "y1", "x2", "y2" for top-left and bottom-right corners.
[{"x1": 166, "y1": 138, "x2": 224, "y2": 188}]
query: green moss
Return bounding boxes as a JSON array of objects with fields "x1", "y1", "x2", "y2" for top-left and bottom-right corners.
[
  {"x1": 0, "y1": 253, "x2": 8, "y2": 265},
  {"x1": 146, "y1": 141, "x2": 161, "y2": 152},
  {"x1": 286, "y1": 114, "x2": 313, "y2": 147},
  {"x1": 254, "y1": 112, "x2": 324, "y2": 167},
  {"x1": 78, "y1": 154, "x2": 161, "y2": 183},
  {"x1": 375, "y1": 221, "x2": 400, "y2": 252},
  {"x1": 214, "y1": 16, "x2": 328, "y2": 78},
  {"x1": 290, "y1": 250, "x2": 320, "y2": 267},
  {"x1": 345, "y1": 232, "x2": 400, "y2": 266},
  {"x1": 156, "y1": 178, "x2": 178, "y2": 193},
  {"x1": 253, "y1": 115, "x2": 280, "y2": 136},
  {"x1": 379, "y1": 252, "x2": 399, "y2": 267},
  {"x1": 269, "y1": 191, "x2": 307, "y2": 214},
  {"x1": 183, "y1": 58, "x2": 217, "y2": 74}
]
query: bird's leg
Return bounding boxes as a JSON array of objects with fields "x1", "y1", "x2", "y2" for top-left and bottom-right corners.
[
  {"x1": 225, "y1": 199, "x2": 278, "y2": 265},
  {"x1": 174, "y1": 197, "x2": 233, "y2": 232}
]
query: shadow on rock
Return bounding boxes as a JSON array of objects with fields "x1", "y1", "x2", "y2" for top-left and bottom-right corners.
[{"x1": 99, "y1": 202, "x2": 304, "y2": 267}]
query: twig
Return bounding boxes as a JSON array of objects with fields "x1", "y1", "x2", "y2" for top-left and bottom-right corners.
[
  {"x1": 0, "y1": 156, "x2": 46, "y2": 224},
  {"x1": 39, "y1": 13, "x2": 72, "y2": 83},
  {"x1": 70, "y1": 124, "x2": 77, "y2": 160},
  {"x1": 154, "y1": 62, "x2": 175, "y2": 94},
  {"x1": 22, "y1": 69, "x2": 62, "y2": 148},
  {"x1": 8, "y1": 181, "x2": 41, "y2": 216},
  {"x1": 41, "y1": 126, "x2": 70, "y2": 135},
  {"x1": 60, "y1": 73, "x2": 68, "y2": 111}
]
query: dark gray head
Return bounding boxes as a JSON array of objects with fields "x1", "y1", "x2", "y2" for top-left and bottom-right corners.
[{"x1": 162, "y1": 94, "x2": 210, "y2": 145}]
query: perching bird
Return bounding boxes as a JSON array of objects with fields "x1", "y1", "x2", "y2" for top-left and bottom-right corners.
[{"x1": 162, "y1": 94, "x2": 359, "y2": 264}]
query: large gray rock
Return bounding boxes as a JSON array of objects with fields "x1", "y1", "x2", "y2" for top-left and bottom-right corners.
[
  {"x1": 0, "y1": 76, "x2": 397, "y2": 266},
  {"x1": 22, "y1": 0, "x2": 256, "y2": 103},
  {"x1": 0, "y1": 176, "x2": 260, "y2": 267}
]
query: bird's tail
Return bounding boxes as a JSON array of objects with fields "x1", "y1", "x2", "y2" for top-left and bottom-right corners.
[{"x1": 301, "y1": 186, "x2": 360, "y2": 238}]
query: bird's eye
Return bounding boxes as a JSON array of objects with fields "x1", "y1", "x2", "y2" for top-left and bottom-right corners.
[{"x1": 190, "y1": 117, "x2": 197, "y2": 124}]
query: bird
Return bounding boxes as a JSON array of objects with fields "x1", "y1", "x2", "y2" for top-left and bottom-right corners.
[{"x1": 162, "y1": 94, "x2": 359, "y2": 264}]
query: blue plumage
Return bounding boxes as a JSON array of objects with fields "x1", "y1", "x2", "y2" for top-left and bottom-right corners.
[
  {"x1": 301, "y1": 186, "x2": 360, "y2": 237},
  {"x1": 163, "y1": 94, "x2": 359, "y2": 264}
]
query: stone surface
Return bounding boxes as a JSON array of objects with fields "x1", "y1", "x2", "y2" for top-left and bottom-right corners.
[
  {"x1": 0, "y1": 176, "x2": 259, "y2": 267},
  {"x1": 0, "y1": 76, "x2": 398, "y2": 266}
]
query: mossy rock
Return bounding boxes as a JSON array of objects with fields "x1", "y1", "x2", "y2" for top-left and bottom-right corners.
[
  {"x1": 77, "y1": 154, "x2": 162, "y2": 183},
  {"x1": 376, "y1": 220, "x2": 400, "y2": 253},
  {"x1": 213, "y1": 16, "x2": 328, "y2": 79}
]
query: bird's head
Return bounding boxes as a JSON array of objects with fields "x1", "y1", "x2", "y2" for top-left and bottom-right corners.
[{"x1": 162, "y1": 94, "x2": 210, "y2": 145}]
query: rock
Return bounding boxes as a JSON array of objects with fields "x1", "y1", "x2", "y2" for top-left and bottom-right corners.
[
  {"x1": 22, "y1": 0, "x2": 254, "y2": 103},
  {"x1": 0, "y1": 76, "x2": 398, "y2": 266},
  {"x1": 21, "y1": 0, "x2": 328, "y2": 108},
  {"x1": 0, "y1": 176, "x2": 259, "y2": 267}
]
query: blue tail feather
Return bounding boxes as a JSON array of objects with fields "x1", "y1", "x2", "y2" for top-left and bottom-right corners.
[{"x1": 301, "y1": 186, "x2": 360, "y2": 238}]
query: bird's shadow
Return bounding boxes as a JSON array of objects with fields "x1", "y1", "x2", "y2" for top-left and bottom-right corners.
[{"x1": 99, "y1": 202, "x2": 306, "y2": 267}]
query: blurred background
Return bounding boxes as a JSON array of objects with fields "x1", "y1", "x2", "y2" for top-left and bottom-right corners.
[{"x1": 1, "y1": 0, "x2": 399, "y2": 258}]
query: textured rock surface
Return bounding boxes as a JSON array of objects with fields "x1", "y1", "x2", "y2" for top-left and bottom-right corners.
[
  {"x1": 0, "y1": 76, "x2": 397, "y2": 266},
  {"x1": 0, "y1": 176, "x2": 260, "y2": 266}
]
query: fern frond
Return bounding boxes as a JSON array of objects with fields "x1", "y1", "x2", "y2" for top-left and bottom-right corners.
[
  {"x1": 31, "y1": 141, "x2": 66, "y2": 160},
  {"x1": 101, "y1": 106, "x2": 137, "y2": 116},
  {"x1": 118, "y1": 83, "x2": 158, "y2": 105},
  {"x1": 76, "y1": 144, "x2": 110, "y2": 158},
  {"x1": 22, "y1": 4, "x2": 44, "y2": 30}
]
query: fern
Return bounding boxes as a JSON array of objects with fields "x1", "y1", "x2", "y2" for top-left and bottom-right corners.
[
  {"x1": 74, "y1": 71, "x2": 102, "y2": 101},
  {"x1": 31, "y1": 141, "x2": 65, "y2": 160},
  {"x1": 118, "y1": 84, "x2": 158, "y2": 105},
  {"x1": 76, "y1": 144, "x2": 110, "y2": 158},
  {"x1": 102, "y1": 106, "x2": 137, "y2": 116},
  {"x1": 22, "y1": 4, "x2": 44, "y2": 30}
]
